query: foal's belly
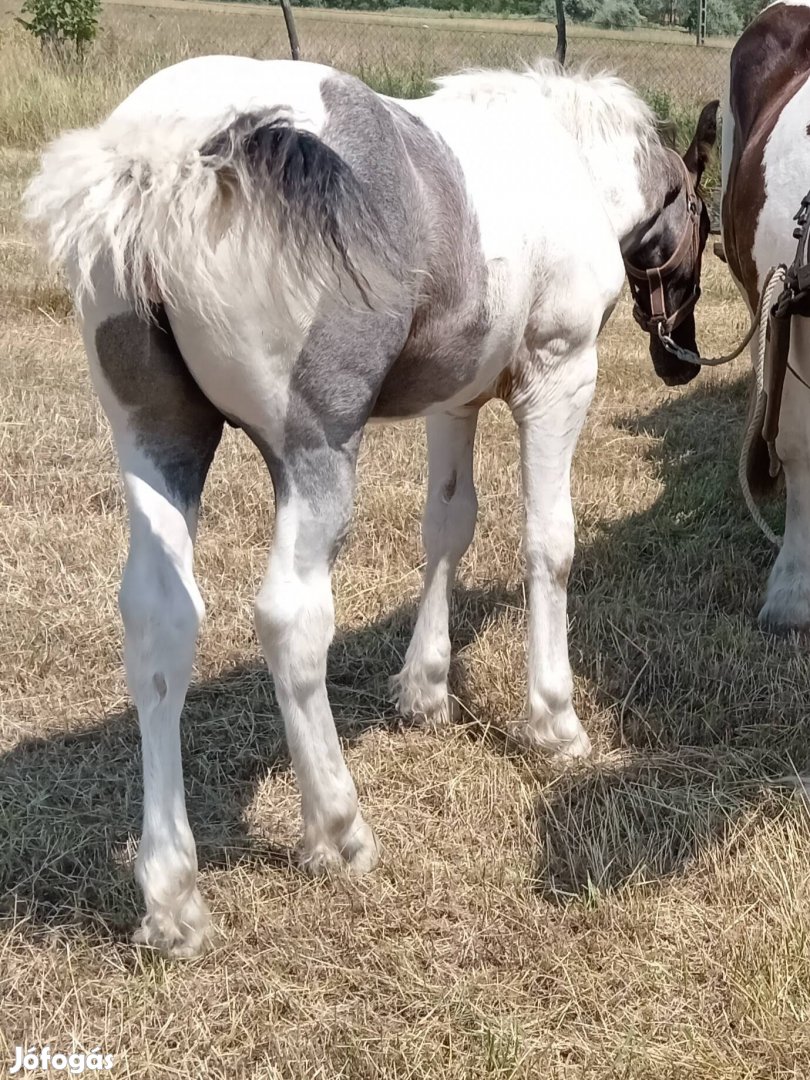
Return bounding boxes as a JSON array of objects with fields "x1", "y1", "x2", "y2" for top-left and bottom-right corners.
[
  {"x1": 372, "y1": 273, "x2": 524, "y2": 419},
  {"x1": 371, "y1": 323, "x2": 515, "y2": 419}
]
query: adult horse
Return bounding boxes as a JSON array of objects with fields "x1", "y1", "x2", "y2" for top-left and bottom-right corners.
[
  {"x1": 25, "y1": 57, "x2": 717, "y2": 957},
  {"x1": 722, "y1": 1, "x2": 810, "y2": 631}
]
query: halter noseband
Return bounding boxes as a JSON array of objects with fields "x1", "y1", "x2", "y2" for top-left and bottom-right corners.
[{"x1": 624, "y1": 155, "x2": 703, "y2": 339}]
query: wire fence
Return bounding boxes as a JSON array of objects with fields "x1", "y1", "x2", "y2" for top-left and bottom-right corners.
[
  {"x1": 289, "y1": 13, "x2": 730, "y2": 108},
  {"x1": 102, "y1": 2, "x2": 730, "y2": 113}
]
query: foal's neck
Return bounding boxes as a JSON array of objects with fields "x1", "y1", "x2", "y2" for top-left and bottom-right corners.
[{"x1": 576, "y1": 134, "x2": 678, "y2": 250}]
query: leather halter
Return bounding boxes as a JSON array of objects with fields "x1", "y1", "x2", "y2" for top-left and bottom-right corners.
[{"x1": 624, "y1": 154, "x2": 703, "y2": 338}]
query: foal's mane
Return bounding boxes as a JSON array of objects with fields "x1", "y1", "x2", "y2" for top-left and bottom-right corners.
[{"x1": 431, "y1": 59, "x2": 658, "y2": 160}]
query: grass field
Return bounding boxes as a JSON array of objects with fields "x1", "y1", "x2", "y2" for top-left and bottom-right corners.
[
  {"x1": 94, "y1": 0, "x2": 734, "y2": 48},
  {"x1": 0, "y1": 0, "x2": 729, "y2": 144},
  {"x1": 3, "y1": 5, "x2": 810, "y2": 1079}
]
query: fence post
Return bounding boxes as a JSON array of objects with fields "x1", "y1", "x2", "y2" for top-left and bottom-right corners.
[
  {"x1": 555, "y1": 0, "x2": 567, "y2": 66},
  {"x1": 279, "y1": 0, "x2": 300, "y2": 60}
]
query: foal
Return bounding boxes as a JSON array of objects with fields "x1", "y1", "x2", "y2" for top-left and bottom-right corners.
[{"x1": 26, "y1": 57, "x2": 717, "y2": 956}]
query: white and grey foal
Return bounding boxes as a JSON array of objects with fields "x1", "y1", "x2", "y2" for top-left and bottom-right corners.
[{"x1": 25, "y1": 57, "x2": 716, "y2": 956}]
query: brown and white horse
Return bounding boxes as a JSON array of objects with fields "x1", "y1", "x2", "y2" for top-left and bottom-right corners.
[{"x1": 723, "y1": 0, "x2": 810, "y2": 631}]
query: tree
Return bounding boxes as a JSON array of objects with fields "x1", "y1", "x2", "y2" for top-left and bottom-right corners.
[
  {"x1": 566, "y1": 0, "x2": 599, "y2": 20},
  {"x1": 684, "y1": 0, "x2": 741, "y2": 35},
  {"x1": 19, "y1": 0, "x2": 101, "y2": 60},
  {"x1": 594, "y1": 0, "x2": 642, "y2": 27}
]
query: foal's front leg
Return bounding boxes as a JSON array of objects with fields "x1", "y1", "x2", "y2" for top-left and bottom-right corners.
[
  {"x1": 393, "y1": 409, "x2": 479, "y2": 725},
  {"x1": 509, "y1": 346, "x2": 597, "y2": 759}
]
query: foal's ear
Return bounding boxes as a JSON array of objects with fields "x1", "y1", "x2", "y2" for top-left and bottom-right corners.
[
  {"x1": 683, "y1": 100, "x2": 720, "y2": 184},
  {"x1": 656, "y1": 116, "x2": 678, "y2": 151}
]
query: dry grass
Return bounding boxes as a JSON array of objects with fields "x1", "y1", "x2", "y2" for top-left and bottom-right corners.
[{"x1": 2, "y1": 9, "x2": 810, "y2": 1078}]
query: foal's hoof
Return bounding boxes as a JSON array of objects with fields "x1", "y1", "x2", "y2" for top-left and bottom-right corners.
[
  {"x1": 508, "y1": 720, "x2": 593, "y2": 762},
  {"x1": 388, "y1": 672, "x2": 457, "y2": 729},
  {"x1": 406, "y1": 694, "x2": 459, "y2": 730},
  {"x1": 299, "y1": 817, "x2": 380, "y2": 878},
  {"x1": 133, "y1": 890, "x2": 217, "y2": 959}
]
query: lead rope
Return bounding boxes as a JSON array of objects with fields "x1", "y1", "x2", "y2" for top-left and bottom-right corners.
[
  {"x1": 655, "y1": 264, "x2": 787, "y2": 547},
  {"x1": 657, "y1": 264, "x2": 783, "y2": 368},
  {"x1": 737, "y1": 264, "x2": 787, "y2": 549}
]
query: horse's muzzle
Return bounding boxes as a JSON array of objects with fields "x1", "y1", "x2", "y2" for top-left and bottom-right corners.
[{"x1": 649, "y1": 313, "x2": 701, "y2": 386}]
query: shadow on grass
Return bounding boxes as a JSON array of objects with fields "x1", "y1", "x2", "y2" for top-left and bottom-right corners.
[
  {"x1": 0, "y1": 607, "x2": 420, "y2": 944},
  {"x1": 533, "y1": 371, "x2": 809, "y2": 901},
  {"x1": 1, "y1": 372, "x2": 806, "y2": 940}
]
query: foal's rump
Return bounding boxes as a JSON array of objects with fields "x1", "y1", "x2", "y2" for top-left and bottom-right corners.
[{"x1": 24, "y1": 56, "x2": 410, "y2": 334}]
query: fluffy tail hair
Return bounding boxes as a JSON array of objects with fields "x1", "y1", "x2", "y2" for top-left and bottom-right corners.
[{"x1": 24, "y1": 108, "x2": 399, "y2": 330}]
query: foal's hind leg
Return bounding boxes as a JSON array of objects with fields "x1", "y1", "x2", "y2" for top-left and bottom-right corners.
[
  {"x1": 244, "y1": 310, "x2": 411, "y2": 874},
  {"x1": 82, "y1": 285, "x2": 223, "y2": 956},
  {"x1": 392, "y1": 409, "x2": 479, "y2": 725},
  {"x1": 253, "y1": 437, "x2": 379, "y2": 873}
]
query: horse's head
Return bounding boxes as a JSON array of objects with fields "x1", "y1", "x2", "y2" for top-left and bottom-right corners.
[{"x1": 624, "y1": 100, "x2": 719, "y2": 386}]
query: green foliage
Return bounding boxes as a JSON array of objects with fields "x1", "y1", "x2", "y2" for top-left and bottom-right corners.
[
  {"x1": 19, "y1": 0, "x2": 101, "y2": 58},
  {"x1": 293, "y1": 0, "x2": 768, "y2": 36},
  {"x1": 594, "y1": 0, "x2": 641, "y2": 27},
  {"x1": 566, "y1": 0, "x2": 600, "y2": 19},
  {"x1": 734, "y1": 0, "x2": 767, "y2": 26},
  {"x1": 685, "y1": 0, "x2": 741, "y2": 35},
  {"x1": 534, "y1": 0, "x2": 558, "y2": 19},
  {"x1": 642, "y1": 87, "x2": 722, "y2": 192},
  {"x1": 644, "y1": 87, "x2": 694, "y2": 142}
]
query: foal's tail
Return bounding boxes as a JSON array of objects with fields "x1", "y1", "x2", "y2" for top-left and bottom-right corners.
[{"x1": 23, "y1": 109, "x2": 398, "y2": 329}]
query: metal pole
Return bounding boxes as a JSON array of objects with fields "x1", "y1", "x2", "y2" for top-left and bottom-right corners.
[
  {"x1": 279, "y1": 0, "x2": 300, "y2": 60},
  {"x1": 696, "y1": 0, "x2": 707, "y2": 45}
]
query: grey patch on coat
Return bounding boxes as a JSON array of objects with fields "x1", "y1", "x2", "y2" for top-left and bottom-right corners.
[
  {"x1": 375, "y1": 98, "x2": 491, "y2": 417},
  {"x1": 598, "y1": 301, "x2": 617, "y2": 336},
  {"x1": 244, "y1": 420, "x2": 359, "y2": 574},
  {"x1": 280, "y1": 74, "x2": 491, "y2": 444},
  {"x1": 95, "y1": 308, "x2": 224, "y2": 505},
  {"x1": 246, "y1": 73, "x2": 495, "y2": 575}
]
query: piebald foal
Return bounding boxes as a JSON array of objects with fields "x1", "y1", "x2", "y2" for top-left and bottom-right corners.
[{"x1": 25, "y1": 57, "x2": 716, "y2": 956}]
